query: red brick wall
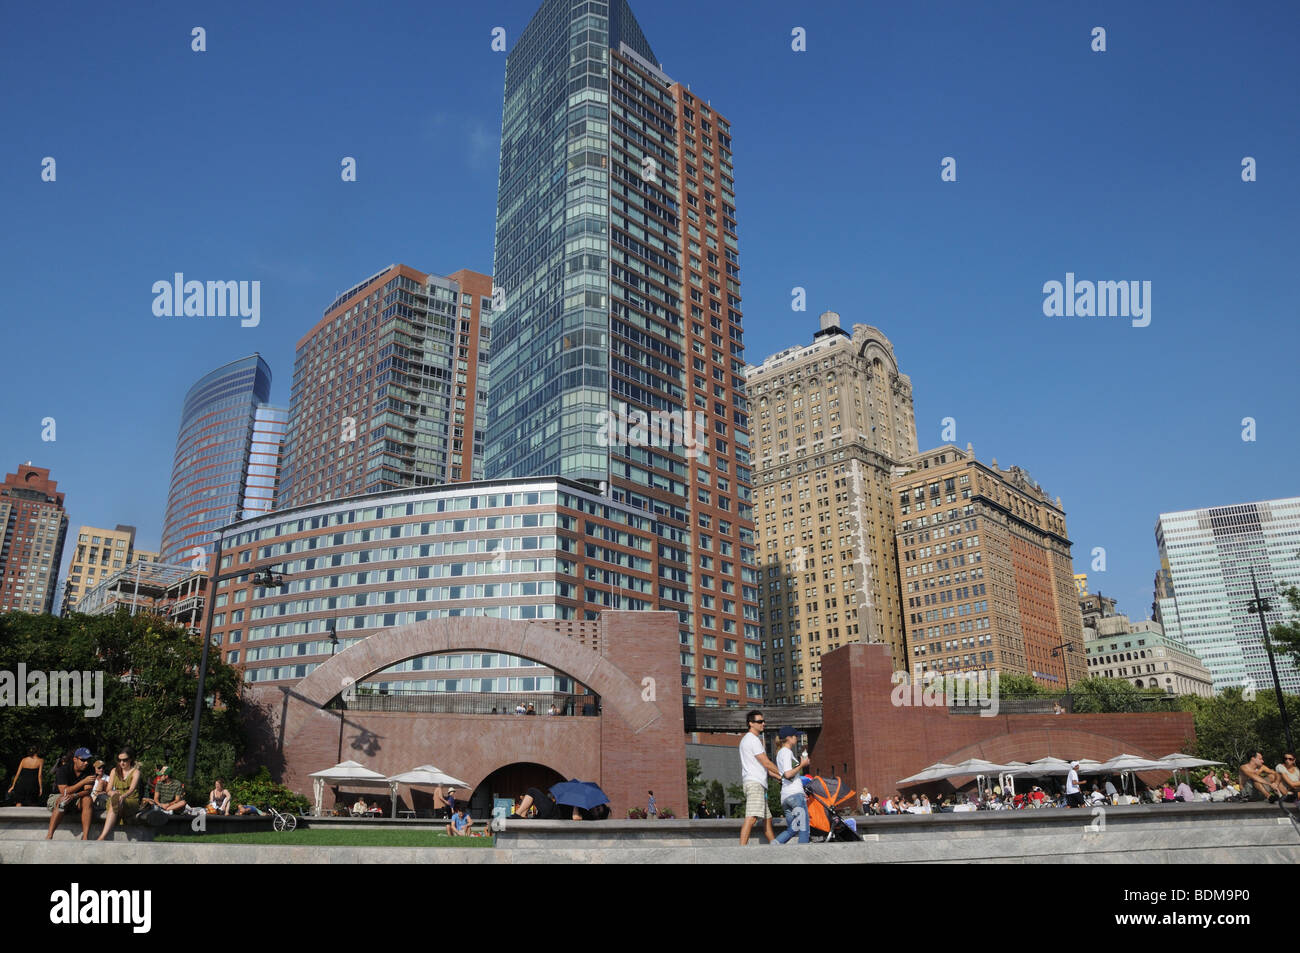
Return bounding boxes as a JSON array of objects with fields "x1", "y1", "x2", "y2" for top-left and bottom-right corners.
[{"x1": 814, "y1": 642, "x2": 1196, "y2": 799}]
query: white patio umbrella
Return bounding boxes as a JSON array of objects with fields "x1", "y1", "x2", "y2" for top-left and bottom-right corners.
[
  {"x1": 1024, "y1": 756, "x2": 1072, "y2": 775},
  {"x1": 944, "y1": 759, "x2": 1013, "y2": 800},
  {"x1": 1098, "y1": 753, "x2": 1168, "y2": 796},
  {"x1": 387, "y1": 764, "x2": 470, "y2": 788},
  {"x1": 387, "y1": 764, "x2": 471, "y2": 816},
  {"x1": 308, "y1": 760, "x2": 398, "y2": 817},
  {"x1": 1157, "y1": 753, "x2": 1225, "y2": 789},
  {"x1": 897, "y1": 762, "x2": 955, "y2": 786}
]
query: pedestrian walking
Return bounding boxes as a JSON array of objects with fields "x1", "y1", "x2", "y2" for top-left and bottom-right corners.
[
  {"x1": 738, "y1": 710, "x2": 781, "y2": 845},
  {"x1": 774, "y1": 727, "x2": 811, "y2": 844}
]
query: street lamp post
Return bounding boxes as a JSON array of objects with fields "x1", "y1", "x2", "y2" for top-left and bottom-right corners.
[
  {"x1": 1050, "y1": 640, "x2": 1078, "y2": 710},
  {"x1": 186, "y1": 525, "x2": 289, "y2": 785},
  {"x1": 1247, "y1": 567, "x2": 1294, "y2": 753},
  {"x1": 328, "y1": 622, "x2": 344, "y2": 763}
]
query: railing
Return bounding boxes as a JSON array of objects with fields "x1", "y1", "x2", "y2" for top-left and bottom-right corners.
[
  {"x1": 947, "y1": 693, "x2": 1185, "y2": 715},
  {"x1": 335, "y1": 690, "x2": 599, "y2": 717}
]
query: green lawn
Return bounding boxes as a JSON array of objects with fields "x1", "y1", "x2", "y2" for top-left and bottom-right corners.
[{"x1": 154, "y1": 829, "x2": 494, "y2": 847}]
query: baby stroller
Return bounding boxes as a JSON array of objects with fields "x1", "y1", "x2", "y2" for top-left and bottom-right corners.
[{"x1": 802, "y1": 776, "x2": 861, "y2": 842}]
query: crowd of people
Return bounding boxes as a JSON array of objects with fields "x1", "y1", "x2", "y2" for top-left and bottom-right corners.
[{"x1": 19, "y1": 743, "x2": 270, "y2": 839}]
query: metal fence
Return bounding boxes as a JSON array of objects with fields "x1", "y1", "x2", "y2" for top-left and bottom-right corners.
[{"x1": 338, "y1": 690, "x2": 599, "y2": 716}]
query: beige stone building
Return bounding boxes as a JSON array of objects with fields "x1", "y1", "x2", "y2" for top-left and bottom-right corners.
[
  {"x1": 1083, "y1": 604, "x2": 1214, "y2": 697},
  {"x1": 64, "y1": 524, "x2": 154, "y2": 612},
  {"x1": 893, "y1": 445, "x2": 1087, "y2": 690},
  {"x1": 749, "y1": 312, "x2": 918, "y2": 703}
]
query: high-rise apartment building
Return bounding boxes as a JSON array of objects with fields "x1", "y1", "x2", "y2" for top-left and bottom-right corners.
[
  {"x1": 160, "y1": 355, "x2": 287, "y2": 565},
  {"x1": 749, "y1": 313, "x2": 918, "y2": 704},
  {"x1": 279, "y1": 265, "x2": 493, "y2": 509},
  {"x1": 893, "y1": 445, "x2": 1087, "y2": 689},
  {"x1": 487, "y1": 0, "x2": 759, "y2": 706},
  {"x1": 0, "y1": 464, "x2": 69, "y2": 614},
  {"x1": 1154, "y1": 497, "x2": 1300, "y2": 694},
  {"x1": 63, "y1": 523, "x2": 155, "y2": 612}
]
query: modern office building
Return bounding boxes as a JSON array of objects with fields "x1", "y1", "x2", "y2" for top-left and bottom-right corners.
[
  {"x1": 0, "y1": 464, "x2": 69, "y2": 614},
  {"x1": 206, "y1": 478, "x2": 664, "y2": 706},
  {"x1": 63, "y1": 524, "x2": 156, "y2": 612},
  {"x1": 748, "y1": 313, "x2": 919, "y2": 704},
  {"x1": 278, "y1": 265, "x2": 493, "y2": 509},
  {"x1": 1153, "y1": 497, "x2": 1300, "y2": 694},
  {"x1": 160, "y1": 355, "x2": 287, "y2": 565},
  {"x1": 1083, "y1": 610, "x2": 1214, "y2": 698},
  {"x1": 487, "y1": 0, "x2": 759, "y2": 706},
  {"x1": 893, "y1": 445, "x2": 1088, "y2": 689}
]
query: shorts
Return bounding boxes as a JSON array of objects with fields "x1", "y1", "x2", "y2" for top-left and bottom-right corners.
[{"x1": 743, "y1": 781, "x2": 770, "y2": 819}]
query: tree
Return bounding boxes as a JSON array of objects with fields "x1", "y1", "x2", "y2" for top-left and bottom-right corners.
[
  {"x1": 0, "y1": 609, "x2": 245, "y2": 797},
  {"x1": 706, "y1": 779, "x2": 725, "y2": 818},
  {"x1": 724, "y1": 782, "x2": 743, "y2": 817},
  {"x1": 1269, "y1": 585, "x2": 1300, "y2": 670},
  {"x1": 686, "y1": 757, "x2": 705, "y2": 808},
  {"x1": 996, "y1": 673, "x2": 1043, "y2": 698},
  {"x1": 1069, "y1": 676, "x2": 1166, "y2": 713},
  {"x1": 1177, "y1": 687, "x2": 1294, "y2": 770}
]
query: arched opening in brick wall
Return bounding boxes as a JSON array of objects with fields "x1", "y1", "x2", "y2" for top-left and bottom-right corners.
[{"x1": 472, "y1": 761, "x2": 567, "y2": 817}]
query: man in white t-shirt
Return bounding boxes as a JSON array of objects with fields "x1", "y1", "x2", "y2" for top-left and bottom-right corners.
[
  {"x1": 738, "y1": 710, "x2": 781, "y2": 845},
  {"x1": 1065, "y1": 761, "x2": 1084, "y2": 808}
]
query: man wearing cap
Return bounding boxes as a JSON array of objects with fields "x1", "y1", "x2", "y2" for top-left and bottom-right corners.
[
  {"x1": 774, "y1": 727, "x2": 811, "y2": 844},
  {"x1": 1065, "y1": 760, "x2": 1084, "y2": 808},
  {"x1": 143, "y1": 766, "x2": 188, "y2": 813},
  {"x1": 46, "y1": 748, "x2": 97, "y2": 840}
]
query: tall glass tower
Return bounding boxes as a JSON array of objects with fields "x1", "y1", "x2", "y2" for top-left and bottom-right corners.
[
  {"x1": 1154, "y1": 498, "x2": 1300, "y2": 694},
  {"x1": 160, "y1": 354, "x2": 286, "y2": 565},
  {"x1": 488, "y1": 0, "x2": 760, "y2": 706}
]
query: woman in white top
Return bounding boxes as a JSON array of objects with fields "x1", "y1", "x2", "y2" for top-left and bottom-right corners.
[{"x1": 773, "y1": 727, "x2": 811, "y2": 844}]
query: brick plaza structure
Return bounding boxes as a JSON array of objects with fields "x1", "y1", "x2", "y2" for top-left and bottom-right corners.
[
  {"x1": 245, "y1": 612, "x2": 686, "y2": 818},
  {"x1": 815, "y1": 642, "x2": 1196, "y2": 800}
]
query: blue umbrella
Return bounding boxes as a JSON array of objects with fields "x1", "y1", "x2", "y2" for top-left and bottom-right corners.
[{"x1": 549, "y1": 779, "x2": 610, "y2": 810}]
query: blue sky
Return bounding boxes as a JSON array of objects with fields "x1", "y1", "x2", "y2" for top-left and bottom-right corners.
[{"x1": 1, "y1": 0, "x2": 1297, "y2": 621}]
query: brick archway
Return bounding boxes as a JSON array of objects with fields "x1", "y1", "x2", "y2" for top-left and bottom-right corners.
[
  {"x1": 295, "y1": 616, "x2": 663, "y2": 733},
  {"x1": 939, "y1": 729, "x2": 1164, "y2": 768},
  {"x1": 244, "y1": 612, "x2": 687, "y2": 817}
]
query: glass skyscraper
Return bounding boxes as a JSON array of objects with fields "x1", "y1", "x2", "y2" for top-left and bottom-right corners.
[
  {"x1": 1154, "y1": 497, "x2": 1300, "y2": 694},
  {"x1": 488, "y1": 0, "x2": 759, "y2": 706},
  {"x1": 160, "y1": 354, "x2": 287, "y2": 565}
]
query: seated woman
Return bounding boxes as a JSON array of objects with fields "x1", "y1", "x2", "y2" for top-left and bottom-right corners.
[
  {"x1": 367, "y1": 801, "x2": 383, "y2": 815},
  {"x1": 208, "y1": 779, "x2": 232, "y2": 815},
  {"x1": 352, "y1": 797, "x2": 368, "y2": 816},
  {"x1": 96, "y1": 749, "x2": 141, "y2": 841}
]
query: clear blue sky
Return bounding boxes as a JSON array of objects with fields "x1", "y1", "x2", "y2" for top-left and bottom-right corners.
[{"x1": 1, "y1": 0, "x2": 1297, "y2": 622}]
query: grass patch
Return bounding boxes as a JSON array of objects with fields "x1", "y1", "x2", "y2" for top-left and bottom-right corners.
[{"x1": 154, "y1": 828, "x2": 493, "y2": 848}]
